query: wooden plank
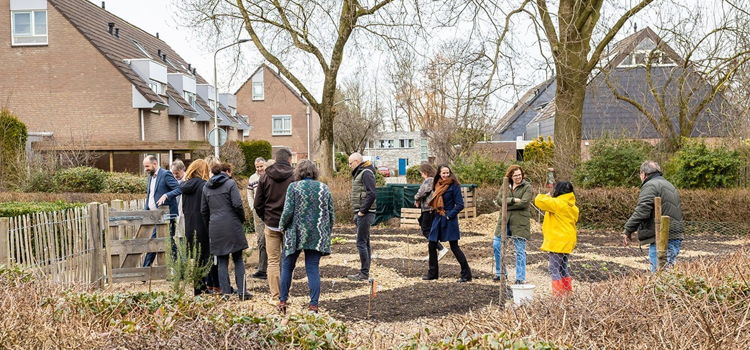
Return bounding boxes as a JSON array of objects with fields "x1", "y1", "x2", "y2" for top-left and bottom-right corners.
[
  {"x1": 22, "y1": 214, "x2": 32, "y2": 266},
  {"x1": 108, "y1": 209, "x2": 166, "y2": 226},
  {"x1": 87, "y1": 203, "x2": 103, "y2": 288},
  {"x1": 111, "y1": 266, "x2": 167, "y2": 283},
  {"x1": 108, "y1": 238, "x2": 168, "y2": 255},
  {"x1": 400, "y1": 224, "x2": 421, "y2": 229},
  {"x1": 0, "y1": 217, "x2": 9, "y2": 264}
]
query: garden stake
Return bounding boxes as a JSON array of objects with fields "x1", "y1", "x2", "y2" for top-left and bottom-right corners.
[{"x1": 499, "y1": 177, "x2": 509, "y2": 308}]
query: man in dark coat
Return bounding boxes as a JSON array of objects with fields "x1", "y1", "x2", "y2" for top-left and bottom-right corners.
[
  {"x1": 142, "y1": 155, "x2": 181, "y2": 267},
  {"x1": 347, "y1": 152, "x2": 377, "y2": 281},
  {"x1": 623, "y1": 161, "x2": 684, "y2": 272},
  {"x1": 254, "y1": 148, "x2": 295, "y2": 302}
]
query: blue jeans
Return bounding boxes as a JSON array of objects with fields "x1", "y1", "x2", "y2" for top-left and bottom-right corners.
[
  {"x1": 143, "y1": 219, "x2": 176, "y2": 267},
  {"x1": 280, "y1": 249, "x2": 322, "y2": 306},
  {"x1": 493, "y1": 236, "x2": 527, "y2": 282},
  {"x1": 648, "y1": 239, "x2": 682, "y2": 272}
]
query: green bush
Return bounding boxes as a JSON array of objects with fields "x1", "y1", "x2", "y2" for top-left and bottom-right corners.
[
  {"x1": 334, "y1": 152, "x2": 350, "y2": 177},
  {"x1": 22, "y1": 170, "x2": 56, "y2": 193},
  {"x1": 102, "y1": 172, "x2": 146, "y2": 193},
  {"x1": 406, "y1": 165, "x2": 422, "y2": 184},
  {"x1": 666, "y1": 141, "x2": 741, "y2": 189},
  {"x1": 523, "y1": 136, "x2": 554, "y2": 164},
  {"x1": 574, "y1": 138, "x2": 653, "y2": 188},
  {"x1": 53, "y1": 167, "x2": 107, "y2": 193},
  {"x1": 238, "y1": 140, "x2": 273, "y2": 175},
  {"x1": 452, "y1": 153, "x2": 507, "y2": 186},
  {"x1": 0, "y1": 201, "x2": 84, "y2": 217},
  {"x1": 0, "y1": 109, "x2": 28, "y2": 190}
]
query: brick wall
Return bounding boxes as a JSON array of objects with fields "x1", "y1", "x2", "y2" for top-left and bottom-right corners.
[
  {"x1": 0, "y1": 2, "x2": 140, "y2": 143},
  {"x1": 236, "y1": 66, "x2": 318, "y2": 159}
]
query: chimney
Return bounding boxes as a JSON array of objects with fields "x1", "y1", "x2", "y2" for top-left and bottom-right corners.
[
  {"x1": 101, "y1": 1, "x2": 105, "y2": 9},
  {"x1": 187, "y1": 63, "x2": 192, "y2": 71},
  {"x1": 157, "y1": 49, "x2": 162, "y2": 58},
  {"x1": 162, "y1": 54, "x2": 167, "y2": 62},
  {"x1": 192, "y1": 68, "x2": 196, "y2": 75},
  {"x1": 114, "y1": 28, "x2": 119, "y2": 38},
  {"x1": 156, "y1": 32, "x2": 159, "y2": 39},
  {"x1": 107, "y1": 22, "x2": 114, "y2": 34}
]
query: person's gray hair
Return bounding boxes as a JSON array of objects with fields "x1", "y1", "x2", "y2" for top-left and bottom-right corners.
[
  {"x1": 274, "y1": 148, "x2": 292, "y2": 163},
  {"x1": 349, "y1": 152, "x2": 363, "y2": 162},
  {"x1": 640, "y1": 160, "x2": 662, "y2": 175},
  {"x1": 254, "y1": 157, "x2": 266, "y2": 163},
  {"x1": 170, "y1": 159, "x2": 185, "y2": 172},
  {"x1": 294, "y1": 159, "x2": 319, "y2": 181},
  {"x1": 144, "y1": 155, "x2": 158, "y2": 164}
]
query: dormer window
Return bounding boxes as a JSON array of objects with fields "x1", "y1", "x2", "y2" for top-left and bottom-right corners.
[
  {"x1": 149, "y1": 79, "x2": 166, "y2": 95},
  {"x1": 184, "y1": 91, "x2": 196, "y2": 108},
  {"x1": 11, "y1": 10, "x2": 47, "y2": 46},
  {"x1": 619, "y1": 49, "x2": 676, "y2": 68}
]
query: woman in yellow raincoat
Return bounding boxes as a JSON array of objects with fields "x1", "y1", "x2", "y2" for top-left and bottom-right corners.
[{"x1": 534, "y1": 181, "x2": 579, "y2": 296}]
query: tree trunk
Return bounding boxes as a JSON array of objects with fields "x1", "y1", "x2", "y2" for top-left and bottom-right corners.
[
  {"x1": 552, "y1": 75, "x2": 587, "y2": 180},
  {"x1": 318, "y1": 104, "x2": 335, "y2": 178}
]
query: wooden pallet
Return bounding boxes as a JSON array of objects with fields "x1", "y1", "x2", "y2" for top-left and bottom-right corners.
[{"x1": 399, "y1": 208, "x2": 422, "y2": 229}]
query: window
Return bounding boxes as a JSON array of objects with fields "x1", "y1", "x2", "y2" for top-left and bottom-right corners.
[
  {"x1": 272, "y1": 115, "x2": 292, "y2": 135},
  {"x1": 184, "y1": 91, "x2": 196, "y2": 108},
  {"x1": 11, "y1": 10, "x2": 47, "y2": 46},
  {"x1": 399, "y1": 139, "x2": 414, "y2": 148},
  {"x1": 252, "y1": 81, "x2": 264, "y2": 100},
  {"x1": 149, "y1": 80, "x2": 165, "y2": 95},
  {"x1": 208, "y1": 99, "x2": 216, "y2": 111},
  {"x1": 229, "y1": 107, "x2": 236, "y2": 115},
  {"x1": 378, "y1": 139, "x2": 394, "y2": 148},
  {"x1": 619, "y1": 49, "x2": 676, "y2": 68}
]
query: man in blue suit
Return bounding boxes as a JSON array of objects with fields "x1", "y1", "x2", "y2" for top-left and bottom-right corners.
[{"x1": 142, "y1": 155, "x2": 182, "y2": 267}]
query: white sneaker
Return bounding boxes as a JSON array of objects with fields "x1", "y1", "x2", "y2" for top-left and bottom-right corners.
[{"x1": 438, "y1": 248, "x2": 449, "y2": 261}]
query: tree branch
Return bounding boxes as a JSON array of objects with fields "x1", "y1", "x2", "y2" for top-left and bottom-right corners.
[{"x1": 586, "y1": 0, "x2": 656, "y2": 72}]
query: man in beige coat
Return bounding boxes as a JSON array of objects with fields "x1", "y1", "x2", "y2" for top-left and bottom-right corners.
[{"x1": 247, "y1": 157, "x2": 267, "y2": 279}]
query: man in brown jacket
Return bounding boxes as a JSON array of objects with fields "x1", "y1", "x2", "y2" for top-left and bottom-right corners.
[{"x1": 254, "y1": 148, "x2": 294, "y2": 303}]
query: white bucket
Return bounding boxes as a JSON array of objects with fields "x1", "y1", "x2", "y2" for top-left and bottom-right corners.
[{"x1": 510, "y1": 284, "x2": 535, "y2": 306}]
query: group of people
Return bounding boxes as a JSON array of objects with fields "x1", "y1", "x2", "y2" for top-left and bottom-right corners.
[{"x1": 142, "y1": 150, "x2": 684, "y2": 310}]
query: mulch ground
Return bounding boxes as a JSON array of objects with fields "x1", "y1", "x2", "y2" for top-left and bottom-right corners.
[{"x1": 324, "y1": 282, "x2": 501, "y2": 322}]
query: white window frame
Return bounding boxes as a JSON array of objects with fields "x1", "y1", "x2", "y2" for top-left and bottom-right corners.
[
  {"x1": 149, "y1": 80, "x2": 166, "y2": 95},
  {"x1": 252, "y1": 81, "x2": 264, "y2": 100},
  {"x1": 619, "y1": 49, "x2": 677, "y2": 68},
  {"x1": 183, "y1": 91, "x2": 196, "y2": 108},
  {"x1": 11, "y1": 10, "x2": 48, "y2": 46},
  {"x1": 271, "y1": 115, "x2": 292, "y2": 136}
]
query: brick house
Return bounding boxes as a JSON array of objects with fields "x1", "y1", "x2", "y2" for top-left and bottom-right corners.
[
  {"x1": 235, "y1": 64, "x2": 319, "y2": 162},
  {"x1": 0, "y1": 0, "x2": 248, "y2": 172},
  {"x1": 491, "y1": 27, "x2": 733, "y2": 160}
]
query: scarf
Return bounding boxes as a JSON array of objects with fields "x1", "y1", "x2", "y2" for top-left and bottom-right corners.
[{"x1": 429, "y1": 177, "x2": 454, "y2": 216}]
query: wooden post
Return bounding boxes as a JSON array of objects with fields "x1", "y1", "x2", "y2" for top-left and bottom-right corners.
[
  {"x1": 0, "y1": 217, "x2": 9, "y2": 265},
  {"x1": 87, "y1": 203, "x2": 103, "y2": 288},
  {"x1": 499, "y1": 177, "x2": 509, "y2": 307},
  {"x1": 657, "y1": 216, "x2": 670, "y2": 270},
  {"x1": 654, "y1": 197, "x2": 662, "y2": 240},
  {"x1": 101, "y1": 203, "x2": 113, "y2": 286}
]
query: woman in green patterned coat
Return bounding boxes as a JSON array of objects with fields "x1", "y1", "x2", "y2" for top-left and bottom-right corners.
[
  {"x1": 493, "y1": 165, "x2": 533, "y2": 284},
  {"x1": 278, "y1": 160, "x2": 334, "y2": 313}
]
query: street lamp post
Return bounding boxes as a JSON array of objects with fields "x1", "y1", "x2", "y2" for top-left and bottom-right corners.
[{"x1": 213, "y1": 39, "x2": 250, "y2": 157}]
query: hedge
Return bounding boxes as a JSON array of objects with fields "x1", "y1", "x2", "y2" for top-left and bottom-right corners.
[
  {"x1": 53, "y1": 167, "x2": 107, "y2": 193},
  {"x1": 0, "y1": 201, "x2": 84, "y2": 217},
  {"x1": 102, "y1": 172, "x2": 146, "y2": 193},
  {"x1": 0, "y1": 109, "x2": 28, "y2": 190},
  {"x1": 239, "y1": 140, "x2": 273, "y2": 175}
]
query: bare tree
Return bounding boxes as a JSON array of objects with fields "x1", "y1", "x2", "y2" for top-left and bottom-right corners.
[
  {"x1": 178, "y1": 0, "x2": 419, "y2": 177},
  {"x1": 333, "y1": 80, "x2": 383, "y2": 154},
  {"x1": 394, "y1": 40, "x2": 497, "y2": 163},
  {"x1": 514, "y1": 0, "x2": 658, "y2": 178},
  {"x1": 604, "y1": 20, "x2": 750, "y2": 151}
]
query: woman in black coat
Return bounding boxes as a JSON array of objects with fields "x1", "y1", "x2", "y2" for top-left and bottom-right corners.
[
  {"x1": 425, "y1": 164, "x2": 472, "y2": 282},
  {"x1": 180, "y1": 159, "x2": 218, "y2": 295},
  {"x1": 201, "y1": 163, "x2": 250, "y2": 300}
]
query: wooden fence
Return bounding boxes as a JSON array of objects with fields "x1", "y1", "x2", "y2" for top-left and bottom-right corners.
[
  {"x1": 0, "y1": 199, "x2": 171, "y2": 287},
  {"x1": 0, "y1": 203, "x2": 104, "y2": 286}
]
